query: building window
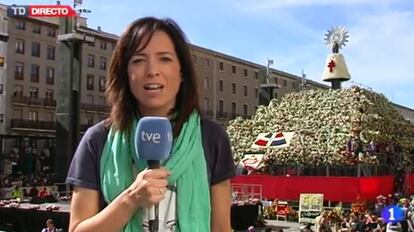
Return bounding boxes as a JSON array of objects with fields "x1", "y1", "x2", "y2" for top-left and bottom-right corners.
[
  {"x1": 46, "y1": 67, "x2": 54, "y2": 85},
  {"x1": 203, "y1": 77, "x2": 209, "y2": 90},
  {"x1": 88, "y1": 41, "x2": 95, "y2": 47},
  {"x1": 99, "y1": 76, "x2": 105, "y2": 92},
  {"x1": 0, "y1": 84, "x2": 3, "y2": 94},
  {"x1": 243, "y1": 104, "x2": 248, "y2": 117},
  {"x1": 16, "y1": 20, "x2": 25, "y2": 30},
  {"x1": 283, "y1": 80, "x2": 287, "y2": 87},
  {"x1": 203, "y1": 98, "x2": 209, "y2": 111},
  {"x1": 99, "y1": 96, "x2": 105, "y2": 105},
  {"x1": 219, "y1": 62, "x2": 224, "y2": 71},
  {"x1": 87, "y1": 74, "x2": 94, "y2": 90},
  {"x1": 275, "y1": 78, "x2": 278, "y2": 84},
  {"x1": 244, "y1": 69, "x2": 248, "y2": 77},
  {"x1": 47, "y1": 46, "x2": 55, "y2": 60},
  {"x1": 29, "y1": 111, "x2": 38, "y2": 121},
  {"x1": 87, "y1": 94, "x2": 94, "y2": 104},
  {"x1": 87, "y1": 54, "x2": 95, "y2": 68},
  {"x1": 30, "y1": 87, "x2": 39, "y2": 98},
  {"x1": 232, "y1": 83, "x2": 236, "y2": 94},
  {"x1": 244, "y1": 85, "x2": 248, "y2": 97},
  {"x1": 99, "y1": 57, "x2": 106, "y2": 70},
  {"x1": 15, "y1": 62, "x2": 24, "y2": 80},
  {"x1": 255, "y1": 71, "x2": 258, "y2": 79},
  {"x1": 31, "y1": 64, "x2": 40, "y2": 82},
  {"x1": 205, "y1": 58, "x2": 210, "y2": 67},
  {"x1": 100, "y1": 41, "x2": 107, "y2": 50},
  {"x1": 219, "y1": 100, "x2": 224, "y2": 113},
  {"x1": 255, "y1": 88, "x2": 258, "y2": 98},
  {"x1": 192, "y1": 55, "x2": 197, "y2": 63},
  {"x1": 231, "y1": 102, "x2": 236, "y2": 115},
  {"x1": 219, "y1": 80, "x2": 224, "y2": 92},
  {"x1": 32, "y1": 42, "x2": 40, "y2": 57},
  {"x1": 14, "y1": 85, "x2": 23, "y2": 96},
  {"x1": 0, "y1": 114, "x2": 3, "y2": 123},
  {"x1": 15, "y1": 39, "x2": 25, "y2": 54},
  {"x1": 45, "y1": 89, "x2": 54, "y2": 99},
  {"x1": 232, "y1": 65, "x2": 236, "y2": 74},
  {"x1": 32, "y1": 24, "x2": 41, "y2": 34},
  {"x1": 47, "y1": 29, "x2": 56, "y2": 37}
]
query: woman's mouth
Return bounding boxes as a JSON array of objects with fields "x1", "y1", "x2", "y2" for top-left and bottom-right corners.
[{"x1": 144, "y1": 83, "x2": 164, "y2": 91}]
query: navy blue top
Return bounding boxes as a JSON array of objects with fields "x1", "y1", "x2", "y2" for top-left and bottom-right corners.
[{"x1": 66, "y1": 118, "x2": 236, "y2": 209}]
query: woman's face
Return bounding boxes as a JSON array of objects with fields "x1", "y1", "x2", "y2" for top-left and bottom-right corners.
[{"x1": 127, "y1": 30, "x2": 181, "y2": 117}]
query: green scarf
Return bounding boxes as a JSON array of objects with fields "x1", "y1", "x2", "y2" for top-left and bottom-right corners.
[{"x1": 100, "y1": 112, "x2": 211, "y2": 231}]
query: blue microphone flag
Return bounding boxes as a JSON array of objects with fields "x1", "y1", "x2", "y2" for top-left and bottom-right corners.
[{"x1": 134, "y1": 117, "x2": 173, "y2": 161}]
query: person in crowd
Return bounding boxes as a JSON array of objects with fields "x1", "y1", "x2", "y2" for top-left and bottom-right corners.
[
  {"x1": 38, "y1": 187, "x2": 49, "y2": 198},
  {"x1": 66, "y1": 17, "x2": 235, "y2": 232},
  {"x1": 11, "y1": 185, "x2": 23, "y2": 199},
  {"x1": 22, "y1": 188, "x2": 29, "y2": 197},
  {"x1": 41, "y1": 219, "x2": 61, "y2": 232},
  {"x1": 29, "y1": 185, "x2": 39, "y2": 197},
  {"x1": 386, "y1": 221, "x2": 402, "y2": 232}
]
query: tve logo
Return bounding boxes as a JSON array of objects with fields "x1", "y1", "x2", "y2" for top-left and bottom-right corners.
[
  {"x1": 141, "y1": 131, "x2": 161, "y2": 144},
  {"x1": 7, "y1": 5, "x2": 77, "y2": 17}
]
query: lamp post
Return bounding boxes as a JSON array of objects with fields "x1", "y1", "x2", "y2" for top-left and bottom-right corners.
[
  {"x1": 259, "y1": 58, "x2": 278, "y2": 106},
  {"x1": 55, "y1": 4, "x2": 93, "y2": 182}
]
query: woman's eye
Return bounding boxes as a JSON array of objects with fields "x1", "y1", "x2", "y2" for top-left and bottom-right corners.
[
  {"x1": 160, "y1": 57, "x2": 172, "y2": 62},
  {"x1": 131, "y1": 58, "x2": 145, "y2": 63}
]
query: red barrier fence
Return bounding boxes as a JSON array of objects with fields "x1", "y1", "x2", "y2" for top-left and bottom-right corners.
[
  {"x1": 231, "y1": 175, "x2": 395, "y2": 202},
  {"x1": 407, "y1": 173, "x2": 414, "y2": 194}
]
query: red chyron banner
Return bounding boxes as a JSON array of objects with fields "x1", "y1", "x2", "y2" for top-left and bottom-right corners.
[{"x1": 29, "y1": 5, "x2": 77, "y2": 17}]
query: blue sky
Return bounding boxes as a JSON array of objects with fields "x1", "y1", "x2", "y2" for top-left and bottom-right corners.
[{"x1": 4, "y1": 0, "x2": 414, "y2": 108}]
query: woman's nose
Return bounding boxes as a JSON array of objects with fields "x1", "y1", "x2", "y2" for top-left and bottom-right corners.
[{"x1": 147, "y1": 61, "x2": 160, "y2": 77}]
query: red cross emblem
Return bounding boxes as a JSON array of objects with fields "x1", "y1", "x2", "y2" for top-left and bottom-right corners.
[{"x1": 328, "y1": 60, "x2": 336, "y2": 73}]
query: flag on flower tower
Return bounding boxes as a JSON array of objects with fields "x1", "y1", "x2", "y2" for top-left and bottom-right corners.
[{"x1": 251, "y1": 132, "x2": 295, "y2": 149}]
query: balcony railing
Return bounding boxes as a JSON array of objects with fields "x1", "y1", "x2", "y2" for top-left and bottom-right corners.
[
  {"x1": 28, "y1": 97, "x2": 43, "y2": 106},
  {"x1": 11, "y1": 119, "x2": 56, "y2": 130},
  {"x1": 217, "y1": 111, "x2": 228, "y2": 118},
  {"x1": 12, "y1": 95, "x2": 57, "y2": 108},
  {"x1": 229, "y1": 113, "x2": 243, "y2": 119},
  {"x1": 31, "y1": 75, "x2": 39, "y2": 83},
  {"x1": 46, "y1": 77, "x2": 54, "y2": 85},
  {"x1": 11, "y1": 95, "x2": 29, "y2": 105},
  {"x1": 44, "y1": 98, "x2": 57, "y2": 107},
  {"x1": 81, "y1": 103, "x2": 109, "y2": 113},
  {"x1": 201, "y1": 110, "x2": 213, "y2": 116}
]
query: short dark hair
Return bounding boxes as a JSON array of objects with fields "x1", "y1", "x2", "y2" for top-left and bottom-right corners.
[
  {"x1": 46, "y1": 219, "x2": 54, "y2": 226},
  {"x1": 106, "y1": 17, "x2": 200, "y2": 137}
]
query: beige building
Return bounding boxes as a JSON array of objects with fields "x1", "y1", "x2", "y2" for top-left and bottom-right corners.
[
  {"x1": 0, "y1": 6, "x2": 412, "y2": 163},
  {"x1": 0, "y1": 5, "x2": 118, "y2": 160},
  {"x1": 393, "y1": 103, "x2": 414, "y2": 124}
]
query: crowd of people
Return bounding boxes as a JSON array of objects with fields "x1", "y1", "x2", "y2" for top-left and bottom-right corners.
[{"x1": 311, "y1": 194, "x2": 414, "y2": 232}]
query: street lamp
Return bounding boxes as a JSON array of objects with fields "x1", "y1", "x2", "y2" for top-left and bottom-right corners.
[{"x1": 259, "y1": 58, "x2": 278, "y2": 106}]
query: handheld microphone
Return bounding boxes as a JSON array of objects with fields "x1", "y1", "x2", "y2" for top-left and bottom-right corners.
[{"x1": 134, "y1": 116, "x2": 173, "y2": 232}]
